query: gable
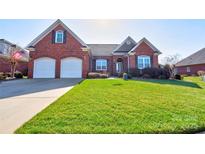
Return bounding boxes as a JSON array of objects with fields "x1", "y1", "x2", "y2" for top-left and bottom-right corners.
[
  {"x1": 129, "y1": 38, "x2": 161, "y2": 55},
  {"x1": 133, "y1": 41, "x2": 155, "y2": 55},
  {"x1": 26, "y1": 19, "x2": 87, "y2": 48},
  {"x1": 113, "y1": 36, "x2": 137, "y2": 54},
  {"x1": 34, "y1": 24, "x2": 83, "y2": 51}
]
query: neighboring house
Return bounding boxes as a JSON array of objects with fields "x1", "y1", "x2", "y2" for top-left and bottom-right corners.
[
  {"x1": 175, "y1": 48, "x2": 205, "y2": 75},
  {"x1": 27, "y1": 19, "x2": 161, "y2": 78},
  {"x1": 0, "y1": 39, "x2": 29, "y2": 73}
]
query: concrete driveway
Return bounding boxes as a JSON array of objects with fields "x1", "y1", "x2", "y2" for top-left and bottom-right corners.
[{"x1": 0, "y1": 79, "x2": 81, "y2": 134}]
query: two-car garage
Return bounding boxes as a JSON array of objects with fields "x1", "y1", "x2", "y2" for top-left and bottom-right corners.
[{"x1": 33, "y1": 57, "x2": 82, "y2": 78}]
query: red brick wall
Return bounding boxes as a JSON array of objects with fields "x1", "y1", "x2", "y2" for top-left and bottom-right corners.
[
  {"x1": 176, "y1": 64, "x2": 205, "y2": 75},
  {"x1": 0, "y1": 57, "x2": 28, "y2": 74},
  {"x1": 129, "y1": 42, "x2": 159, "y2": 69},
  {"x1": 28, "y1": 25, "x2": 89, "y2": 78}
]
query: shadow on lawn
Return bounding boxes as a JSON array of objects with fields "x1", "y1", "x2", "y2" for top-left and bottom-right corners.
[
  {"x1": 112, "y1": 83, "x2": 123, "y2": 86},
  {"x1": 134, "y1": 79, "x2": 202, "y2": 89}
]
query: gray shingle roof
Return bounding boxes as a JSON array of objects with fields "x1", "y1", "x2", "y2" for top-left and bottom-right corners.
[
  {"x1": 175, "y1": 48, "x2": 205, "y2": 67},
  {"x1": 87, "y1": 44, "x2": 119, "y2": 56},
  {"x1": 113, "y1": 36, "x2": 137, "y2": 53}
]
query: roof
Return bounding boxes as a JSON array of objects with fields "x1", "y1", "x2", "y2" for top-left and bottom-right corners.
[
  {"x1": 129, "y1": 37, "x2": 161, "y2": 54},
  {"x1": 26, "y1": 19, "x2": 88, "y2": 48},
  {"x1": 113, "y1": 36, "x2": 137, "y2": 54},
  {"x1": 87, "y1": 44, "x2": 119, "y2": 56},
  {"x1": 175, "y1": 48, "x2": 205, "y2": 67},
  {"x1": 0, "y1": 39, "x2": 16, "y2": 46}
]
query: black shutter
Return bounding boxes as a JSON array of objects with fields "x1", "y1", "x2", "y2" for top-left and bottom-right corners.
[
  {"x1": 63, "y1": 30, "x2": 67, "y2": 44},
  {"x1": 93, "y1": 59, "x2": 96, "y2": 71},
  {"x1": 136, "y1": 56, "x2": 138, "y2": 69},
  {"x1": 150, "y1": 56, "x2": 153, "y2": 68},
  {"x1": 107, "y1": 59, "x2": 109, "y2": 72},
  {"x1": 52, "y1": 30, "x2": 55, "y2": 44}
]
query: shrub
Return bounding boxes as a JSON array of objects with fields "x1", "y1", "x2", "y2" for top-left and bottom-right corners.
[
  {"x1": 22, "y1": 68, "x2": 28, "y2": 76},
  {"x1": 14, "y1": 72, "x2": 23, "y2": 78},
  {"x1": 142, "y1": 74, "x2": 151, "y2": 79},
  {"x1": 158, "y1": 75, "x2": 167, "y2": 80},
  {"x1": 181, "y1": 74, "x2": 188, "y2": 78},
  {"x1": 87, "y1": 72, "x2": 100, "y2": 78},
  {"x1": 99, "y1": 73, "x2": 108, "y2": 78},
  {"x1": 129, "y1": 68, "x2": 170, "y2": 79},
  {"x1": 0, "y1": 72, "x2": 6, "y2": 80},
  {"x1": 127, "y1": 73, "x2": 132, "y2": 79},
  {"x1": 117, "y1": 72, "x2": 123, "y2": 78},
  {"x1": 87, "y1": 72, "x2": 109, "y2": 79},
  {"x1": 129, "y1": 69, "x2": 141, "y2": 77},
  {"x1": 4, "y1": 72, "x2": 11, "y2": 78},
  {"x1": 142, "y1": 68, "x2": 159, "y2": 78},
  {"x1": 197, "y1": 71, "x2": 205, "y2": 76},
  {"x1": 144, "y1": 68, "x2": 170, "y2": 79},
  {"x1": 174, "y1": 74, "x2": 183, "y2": 80}
]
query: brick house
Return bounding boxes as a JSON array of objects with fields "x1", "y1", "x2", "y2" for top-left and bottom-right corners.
[
  {"x1": 27, "y1": 19, "x2": 161, "y2": 78},
  {"x1": 0, "y1": 39, "x2": 29, "y2": 74},
  {"x1": 175, "y1": 48, "x2": 205, "y2": 75}
]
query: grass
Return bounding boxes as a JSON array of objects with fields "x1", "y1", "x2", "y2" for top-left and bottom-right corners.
[{"x1": 15, "y1": 77, "x2": 205, "y2": 134}]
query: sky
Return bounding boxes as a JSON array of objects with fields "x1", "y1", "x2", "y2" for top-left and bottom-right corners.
[{"x1": 1, "y1": 19, "x2": 205, "y2": 63}]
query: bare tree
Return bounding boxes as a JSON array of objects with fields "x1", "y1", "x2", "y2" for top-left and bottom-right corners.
[
  {"x1": 162, "y1": 54, "x2": 181, "y2": 65},
  {"x1": 162, "y1": 54, "x2": 181, "y2": 78}
]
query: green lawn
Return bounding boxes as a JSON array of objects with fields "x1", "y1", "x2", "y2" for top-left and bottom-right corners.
[{"x1": 15, "y1": 77, "x2": 205, "y2": 134}]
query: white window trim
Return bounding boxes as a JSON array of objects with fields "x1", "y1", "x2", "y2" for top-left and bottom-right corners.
[
  {"x1": 55, "y1": 30, "x2": 64, "y2": 43},
  {"x1": 96, "y1": 59, "x2": 107, "y2": 71},
  {"x1": 137, "y1": 55, "x2": 151, "y2": 69},
  {"x1": 187, "y1": 67, "x2": 191, "y2": 73}
]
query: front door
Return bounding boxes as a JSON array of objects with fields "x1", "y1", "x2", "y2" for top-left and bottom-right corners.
[{"x1": 116, "y1": 62, "x2": 123, "y2": 73}]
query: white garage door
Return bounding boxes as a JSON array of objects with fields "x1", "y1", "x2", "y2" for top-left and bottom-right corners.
[
  {"x1": 60, "y1": 57, "x2": 82, "y2": 78},
  {"x1": 33, "y1": 57, "x2": 56, "y2": 78}
]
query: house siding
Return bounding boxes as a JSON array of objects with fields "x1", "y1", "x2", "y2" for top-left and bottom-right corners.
[{"x1": 176, "y1": 64, "x2": 205, "y2": 75}]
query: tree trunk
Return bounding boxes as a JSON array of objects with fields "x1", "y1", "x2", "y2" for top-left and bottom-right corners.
[{"x1": 10, "y1": 61, "x2": 16, "y2": 78}]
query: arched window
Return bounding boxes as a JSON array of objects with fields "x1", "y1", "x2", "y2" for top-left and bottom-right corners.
[
  {"x1": 96, "y1": 59, "x2": 107, "y2": 70},
  {"x1": 137, "y1": 55, "x2": 151, "y2": 69},
  {"x1": 55, "y1": 30, "x2": 64, "y2": 43}
]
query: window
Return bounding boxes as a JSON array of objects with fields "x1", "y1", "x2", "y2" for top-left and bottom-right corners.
[
  {"x1": 116, "y1": 62, "x2": 123, "y2": 73},
  {"x1": 96, "y1": 59, "x2": 107, "y2": 70},
  {"x1": 187, "y1": 67, "x2": 190, "y2": 73},
  {"x1": 0, "y1": 43, "x2": 4, "y2": 54},
  {"x1": 55, "y1": 31, "x2": 64, "y2": 43},
  {"x1": 137, "y1": 56, "x2": 151, "y2": 69}
]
